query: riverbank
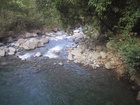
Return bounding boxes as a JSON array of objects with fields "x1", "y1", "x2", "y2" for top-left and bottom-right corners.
[{"x1": 66, "y1": 30, "x2": 140, "y2": 102}]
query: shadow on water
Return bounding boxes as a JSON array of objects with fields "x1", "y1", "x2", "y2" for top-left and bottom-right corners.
[{"x1": 0, "y1": 34, "x2": 139, "y2": 105}]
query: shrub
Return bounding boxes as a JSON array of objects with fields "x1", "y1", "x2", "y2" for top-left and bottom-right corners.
[{"x1": 111, "y1": 34, "x2": 140, "y2": 75}]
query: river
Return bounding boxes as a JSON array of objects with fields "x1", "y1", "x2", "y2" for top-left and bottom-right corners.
[{"x1": 0, "y1": 33, "x2": 138, "y2": 105}]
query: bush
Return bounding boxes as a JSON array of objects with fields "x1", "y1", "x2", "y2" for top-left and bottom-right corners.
[
  {"x1": 111, "y1": 34, "x2": 140, "y2": 75},
  {"x1": 0, "y1": 0, "x2": 64, "y2": 38},
  {"x1": 53, "y1": 0, "x2": 140, "y2": 36}
]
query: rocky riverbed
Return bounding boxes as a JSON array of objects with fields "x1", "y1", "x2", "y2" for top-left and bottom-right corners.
[{"x1": 0, "y1": 29, "x2": 140, "y2": 104}]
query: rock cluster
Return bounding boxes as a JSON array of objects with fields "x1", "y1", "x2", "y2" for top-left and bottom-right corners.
[
  {"x1": 15, "y1": 37, "x2": 49, "y2": 50},
  {"x1": 0, "y1": 32, "x2": 49, "y2": 57},
  {"x1": 67, "y1": 35, "x2": 126, "y2": 74},
  {"x1": 0, "y1": 47, "x2": 16, "y2": 56}
]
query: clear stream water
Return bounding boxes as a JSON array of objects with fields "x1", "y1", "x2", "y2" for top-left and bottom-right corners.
[{"x1": 0, "y1": 33, "x2": 139, "y2": 105}]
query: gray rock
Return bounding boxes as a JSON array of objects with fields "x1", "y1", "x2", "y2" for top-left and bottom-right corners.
[
  {"x1": 100, "y1": 51, "x2": 107, "y2": 59},
  {"x1": 0, "y1": 49, "x2": 5, "y2": 56},
  {"x1": 67, "y1": 54, "x2": 73, "y2": 60},
  {"x1": 53, "y1": 28, "x2": 59, "y2": 32},
  {"x1": 70, "y1": 48, "x2": 83, "y2": 56},
  {"x1": 58, "y1": 62, "x2": 63, "y2": 66},
  {"x1": 40, "y1": 38, "x2": 49, "y2": 44},
  {"x1": 8, "y1": 47, "x2": 16, "y2": 55},
  {"x1": 105, "y1": 62, "x2": 113, "y2": 69},
  {"x1": 96, "y1": 45, "x2": 102, "y2": 51},
  {"x1": 17, "y1": 38, "x2": 25, "y2": 45},
  {"x1": 73, "y1": 29, "x2": 80, "y2": 33},
  {"x1": 25, "y1": 32, "x2": 38, "y2": 38},
  {"x1": 34, "y1": 52, "x2": 42, "y2": 57},
  {"x1": 37, "y1": 42, "x2": 44, "y2": 47},
  {"x1": 22, "y1": 38, "x2": 39, "y2": 50},
  {"x1": 91, "y1": 52, "x2": 101, "y2": 60}
]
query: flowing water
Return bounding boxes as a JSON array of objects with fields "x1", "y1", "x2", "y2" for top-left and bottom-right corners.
[{"x1": 0, "y1": 33, "x2": 139, "y2": 105}]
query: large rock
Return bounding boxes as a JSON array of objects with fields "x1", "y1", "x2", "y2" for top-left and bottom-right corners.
[
  {"x1": 18, "y1": 38, "x2": 25, "y2": 44},
  {"x1": 29, "y1": 38, "x2": 39, "y2": 47},
  {"x1": 22, "y1": 41, "x2": 31, "y2": 50},
  {"x1": 90, "y1": 52, "x2": 101, "y2": 60},
  {"x1": 40, "y1": 38, "x2": 49, "y2": 44},
  {"x1": 70, "y1": 48, "x2": 83, "y2": 56},
  {"x1": 8, "y1": 47, "x2": 16, "y2": 55},
  {"x1": 34, "y1": 52, "x2": 42, "y2": 57},
  {"x1": 25, "y1": 32, "x2": 38, "y2": 38},
  {"x1": 0, "y1": 49, "x2": 5, "y2": 56},
  {"x1": 22, "y1": 38, "x2": 38, "y2": 50},
  {"x1": 104, "y1": 62, "x2": 115, "y2": 69},
  {"x1": 96, "y1": 45, "x2": 102, "y2": 51},
  {"x1": 67, "y1": 54, "x2": 73, "y2": 60},
  {"x1": 37, "y1": 42, "x2": 44, "y2": 47},
  {"x1": 100, "y1": 51, "x2": 107, "y2": 59},
  {"x1": 17, "y1": 38, "x2": 26, "y2": 46}
]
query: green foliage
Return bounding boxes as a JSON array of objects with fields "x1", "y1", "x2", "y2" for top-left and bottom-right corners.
[
  {"x1": 53, "y1": 0, "x2": 140, "y2": 75},
  {"x1": 110, "y1": 34, "x2": 140, "y2": 75},
  {"x1": 36, "y1": 0, "x2": 61, "y2": 29},
  {"x1": 0, "y1": 0, "x2": 65, "y2": 37},
  {"x1": 54, "y1": 0, "x2": 140, "y2": 35},
  {"x1": 0, "y1": 0, "x2": 53, "y2": 37}
]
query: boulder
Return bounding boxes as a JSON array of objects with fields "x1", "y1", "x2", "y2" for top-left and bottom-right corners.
[
  {"x1": 105, "y1": 62, "x2": 115, "y2": 69},
  {"x1": 40, "y1": 38, "x2": 49, "y2": 44},
  {"x1": 53, "y1": 28, "x2": 59, "y2": 32},
  {"x1": 73, "y1": 29, "x2": 80, "y2": 33},
  {"x1": 45, "y1": 32, "x2": 54, "y2": 36},
  {"x1": 14, "y1": 43, "x2": 20, "y2": 47},
  {"x1": 100, "y1": 51, "x2": 107, "y2": 59},
  {"x1": 90, "y1": 52, "x2": 101, "y2": 60},
  {"x1": 67, "y1": 54, "x2": 73, "y2": 60},
  {"x1": 8, "y1": 47, "x2": 16, "y2": 55},
  {"x1": 96, "y1": 45, "x2": 102, "y2": 51},
  {"x1": 58, "y1": 62, "x2": 63, "y2": 66},
  {"x1": 0, "y1": 49, "x2": 5, "y2": 56},
  {"x1": 34, "y1": 52, "x2": 42, "y2": 57},
  {"x1": 22, "y1": 41, "x2": 31, "y2": 50},
  {"x1": 29, "y1": 38, "x2": 39, "y2": 47},
  {"x1": 70, "y1": 48, "x2": 83, "y2": 56},
  {"x1": 37, "y1": 42, "x2": 44, "y2": 47},
  {"x1": 22, "y1": 38, "x2": 39, "y2": 50},
  {"x1": 25, "y1": 32, "x2": 38, "y2": 38},
  {"x1": 17, "y1": 38, "x2": 25, "y2": 45}
]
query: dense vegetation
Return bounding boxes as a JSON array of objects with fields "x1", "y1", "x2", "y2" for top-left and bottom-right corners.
[
  {"x1": 0, "y1": 0, "x2": 60, "y2": 37},
  {"x1": 0, "y1": 0, "x2": 140, "y2": 74},
  {"x1": 53, "y1": 0, "x2": 140, "y2": 74}
]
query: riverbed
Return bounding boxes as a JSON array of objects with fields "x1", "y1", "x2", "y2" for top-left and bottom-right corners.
[{"x1": 0, "y1": 33, "x2": 138, "y2": 105}]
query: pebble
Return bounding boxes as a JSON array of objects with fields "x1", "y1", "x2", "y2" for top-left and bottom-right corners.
[{"x1": 58, "y1": 62, "x2": 63, "y2": 66}]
